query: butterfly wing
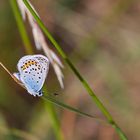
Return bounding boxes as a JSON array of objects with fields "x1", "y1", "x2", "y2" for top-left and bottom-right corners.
[
  {"x1": 32, "y1": 55, "x2": 49, "y2": 92},
  {"x1": 17, "y1": 55, "x2": 49, "y2": 96},
  {"x1": 33, "y1": 54, "x2": 49, "y2": 79}
]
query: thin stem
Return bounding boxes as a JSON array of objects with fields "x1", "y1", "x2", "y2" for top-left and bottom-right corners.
[
  {"x1": 0, "y1": 62, "x2": 24, "y2": 88},
  {"x1": 0, "y1": 62, "x2": 104, "y2": 122},
  {"x1": 0, "y1": 126, "x2": 39, "y2": 140},
  {"x1": 22, "y1": 0, "x2": 128, "y2": 139},
  {"x1": 0, "y1": 61, "x2": 108, "y2": 123},
  {"x1": 10, "y1": 1, "x2": 63, "y2": 140},
  {"x1": 10, "y1": 0, "x2": 33, "y2": 54},
  {"x1": 42, "y1": 94, "x2": 107, "y2": 124},
  {"x1": 45, "y1": 103, "x2": 64, "y2": 140},
  {"x1": 43, "y1": 88, "x2": 64, "y2": 140}
]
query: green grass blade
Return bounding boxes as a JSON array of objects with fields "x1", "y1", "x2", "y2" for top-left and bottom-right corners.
[
  {"x1": 42, "y1": 95, "x2": 100, "y2": 120},
  {"x1": 10, "y1": 1, "x2": 63, "y2": 140},
  {"x1": 22, "y1": 0, "x2": 128, "y2": 139},
  {"x1": 10, "y1": 0, "x2": 33, "y2": 54},
  {"x1": 44, "y1": 102, "x2": 64, "y2": 140}
]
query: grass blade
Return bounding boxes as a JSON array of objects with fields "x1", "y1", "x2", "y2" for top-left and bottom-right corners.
[
  {"x1": 22, "y1": 0, "x2": 128, "y2": 139},
  {"x1": 10, "y1": 1, "x2": 64, "y2": 140},
  {"x1": 42, "y1": 95, "x2": 101, "y2": 121}
]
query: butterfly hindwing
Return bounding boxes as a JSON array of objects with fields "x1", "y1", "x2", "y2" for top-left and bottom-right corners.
[{"x1": 17, "y1": 55, "x2": 49, "y2": 96}]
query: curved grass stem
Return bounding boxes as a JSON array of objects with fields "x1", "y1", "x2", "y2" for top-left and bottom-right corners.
[
  {"x1": 0, "y1": 62, "x2": 106, "y2": 137},
  {"x1": 22, "y1": 0, "x2": 128, "y2": 139}
]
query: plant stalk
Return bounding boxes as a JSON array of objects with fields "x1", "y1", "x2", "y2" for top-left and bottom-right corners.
[
  {"x1": 10, "y1": 1, "x2": 64, "y2": 140},
  {"x1": 22, "y1": 0, "x2": 128, "y2": 139}
]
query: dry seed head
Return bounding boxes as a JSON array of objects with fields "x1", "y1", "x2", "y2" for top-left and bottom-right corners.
[{"x1": 17, "y1": 0, "x2": 64, "y2": 88}]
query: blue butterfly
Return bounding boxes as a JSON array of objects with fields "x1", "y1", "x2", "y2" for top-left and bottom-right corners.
[{"x1": 14, "y1": 55, "x2": 49, "y2": 97}]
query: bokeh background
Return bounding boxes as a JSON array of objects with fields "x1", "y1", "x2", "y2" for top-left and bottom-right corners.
[{"x1": 0, "y1": 0, "x2": 140, "y2": 140}]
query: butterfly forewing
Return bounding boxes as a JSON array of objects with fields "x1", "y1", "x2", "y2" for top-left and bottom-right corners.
[{"x1": 33, "y1": 55, "x2": 49, "y2": 78}]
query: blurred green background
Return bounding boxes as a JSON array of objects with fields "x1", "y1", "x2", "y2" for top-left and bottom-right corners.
[{"x1": 0, "y1": 0, "x2": 140, "y2": 140}]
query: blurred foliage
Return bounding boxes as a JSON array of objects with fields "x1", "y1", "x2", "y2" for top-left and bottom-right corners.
[{"x1": 0, "y1": 0, "x2": 140, "y2": 140}]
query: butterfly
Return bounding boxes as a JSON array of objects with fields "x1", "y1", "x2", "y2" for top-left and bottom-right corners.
[{"x1": 13, "y1": 54, "x2": 49, "y2": 97}]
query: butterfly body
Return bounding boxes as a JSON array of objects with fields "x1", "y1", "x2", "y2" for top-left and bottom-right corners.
[{"x1": 14, "y1": 55, "x2": 49, "y2": 97}]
